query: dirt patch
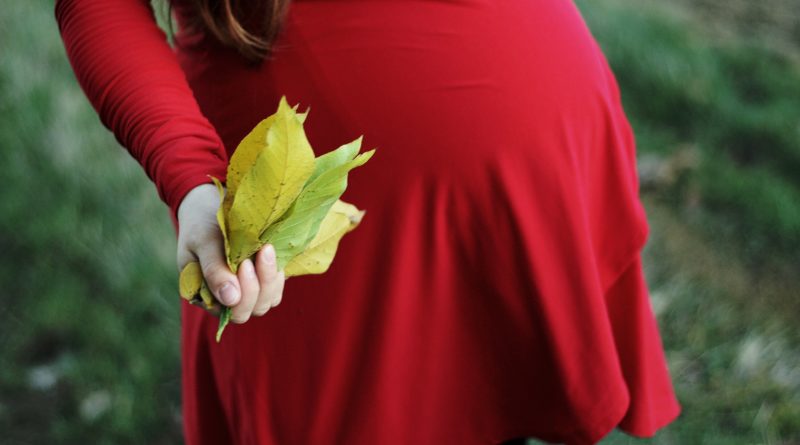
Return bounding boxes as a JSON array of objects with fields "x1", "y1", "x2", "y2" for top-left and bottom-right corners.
[{"x1": 669, "y1": 0, "x2": 800, "y2": 58}]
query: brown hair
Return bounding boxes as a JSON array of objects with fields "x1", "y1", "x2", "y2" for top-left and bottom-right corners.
[{"x1": 186, "y1": 0, "x2": 292, "y2": 61}]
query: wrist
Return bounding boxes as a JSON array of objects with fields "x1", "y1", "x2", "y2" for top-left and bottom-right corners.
[{"x1": 177, "y1": 183, "x2": 221, "y2": 222}]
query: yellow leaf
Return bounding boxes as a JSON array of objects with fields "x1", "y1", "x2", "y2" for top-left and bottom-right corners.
[
  {"x1": 210, "y1": 176, "x2": 232, "y2": 270},
  {"x1": 227, "y1": 102, "x2": 308, "y2": 205},
  {"x1": 223, "y1": 101, "x2": 308, "y2": 216},
  {"x1": 224, "y1": 114, "x2": 275, "y2": 215},
  {"x1": 284, "y1": 200, "x2": 365, "y2": 277},
  {"x1": 296, "y1": 106, "x2": 310, "y2": 124},
  {"x1": 181, "y1": 96, "x2": 375, "y2": 342},
  {"x1": 227, "y1": 96, "x2": 316, "y2": 265},
  {"x1": 179, "y1": 261, "x2": 219, "y2": 311},
  {"x1": 179, "y1": 261, "x2": 203, "y2": 300},
  {"x1": 199, "y1": 280, "x2": 216, "y2": 310}
]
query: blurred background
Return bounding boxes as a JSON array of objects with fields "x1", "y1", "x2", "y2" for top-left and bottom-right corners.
[{"x1": 0, "y1": 0, "x2": 798, "y2": 443}]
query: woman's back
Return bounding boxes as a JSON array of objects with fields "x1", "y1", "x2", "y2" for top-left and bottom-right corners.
[{"x1": 59, "y1": 0, "x2": 680, "y2": 443}]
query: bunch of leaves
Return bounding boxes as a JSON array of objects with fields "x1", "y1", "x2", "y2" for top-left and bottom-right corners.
[{"x1": 179, "y1": 96, "x2": 375, "y2": 341}]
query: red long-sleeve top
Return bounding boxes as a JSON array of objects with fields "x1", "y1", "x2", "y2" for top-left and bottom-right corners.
[{"x1": 55, "y1": 1, "x2": 681, "y2": 443}]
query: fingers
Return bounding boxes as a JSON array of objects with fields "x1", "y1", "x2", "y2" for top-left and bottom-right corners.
[
  {"x1": 253, "y1": 245, "x2": 285, "y2": 316},
  {"x1": 231, "y1": 258, "x2": 259, "y2": 324},
  {"x1": 229, "y1": 245, "x2": 285, "y2": 323},
  {"x1": 191, "y1": 240, "x2": 285, "y2": 325},
  {"x1": 194, "y1": 237, "x2": 240, "y2": 307}
]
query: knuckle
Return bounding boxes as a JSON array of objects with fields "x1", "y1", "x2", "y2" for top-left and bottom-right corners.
[
  {"x1": 200, "y1": 259, "x2": 226, "y2": 281},
  {"x1": 230, "y1": 312, "x2": 250, "y2": 324},
  {"x1": 257, "y1": 268, "x2": 278, "y2": 288},
  {"x1": 269, "y1": 273, "x2": 285, "y2": 307},
  {"x1": 236, "y1": 289, "x2": 258, "y2": 314},
  {"x1": 274, "y1": 277, "x2": 286, "y2": 295},
  {"x1": 252, "y1": 305, "x2": 270, "y2": 317},
  {"x1": 259, "y1": 287, "x2": 278, "y2": 305},
  {"x1": 178, "y1": 223, "x2": 204, "y2": 247},
  {"x1": 176, "y1": 244, "x2": 193, "y2": 267},
  {"x1": 176, "y1": 256, "x2": 191, "y2": 272},
  {"x1": 242, "y1": 278, "x2": 260, "y2": 297}
]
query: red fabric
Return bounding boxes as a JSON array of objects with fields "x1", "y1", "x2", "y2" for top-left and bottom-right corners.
[
  {"x1": 55, "y1": 0, "x2": 228, "y2": 211},
  {"x1": 56, "y1": 0, "x2": 681, "y2": 443}
]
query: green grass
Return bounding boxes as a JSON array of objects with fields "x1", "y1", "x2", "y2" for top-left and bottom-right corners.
[
  {"x1": 575, "y1": 1, "x2": 800, "y2": 443},
  {"x1": 594, "y1": 199, "x2": 800, "y2": 445},
  {"x1": 0, "y1": 0, "x2": 798, "y2": 444},
  {"x1": 0, "y1": 1, "x2": 182, "y2": 444},
  {"x1": 577, "y1": 0, "x2": 800, "y2": 258}
]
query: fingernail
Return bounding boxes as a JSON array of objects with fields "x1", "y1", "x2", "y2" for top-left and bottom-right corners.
[
  {"x1": 241, "y1": 258, "x2": 256, "y2": 276},
  {"x1": 265, "y1": 244, "x2": 276, "y2": 263},
  {"x1": 219, "y1": 282, "x2": 239, "y2": 305}
]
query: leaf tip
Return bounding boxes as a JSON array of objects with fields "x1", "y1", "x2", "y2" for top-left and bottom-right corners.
[
  {"x1": 349, "y1": 209, "x2": 366, "y2": 226},
  {"x1": 216, "y1": 308, "x2": 232, "y2": 343},
  {"x1": 356, "y1": 148, "x2": 377, "y2": 164}
]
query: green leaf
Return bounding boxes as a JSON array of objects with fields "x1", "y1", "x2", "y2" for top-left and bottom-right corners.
[
  {"x1": 262, "y1": 148, "x2": 375, "y2": 269},
  {"x1": 307, "y1": 136, "x2": 362, "y2": 184},
  {"x1": 216, "y1": 308, "x2": 232, "y2": 343},
  {"x1": 284, "y1": 199, "x2": 365, "y2": 277}
]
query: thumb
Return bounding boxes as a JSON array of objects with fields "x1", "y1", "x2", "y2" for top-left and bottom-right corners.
[{"x1": 195, "y1": 241, "x2": 240, "y2": 307}]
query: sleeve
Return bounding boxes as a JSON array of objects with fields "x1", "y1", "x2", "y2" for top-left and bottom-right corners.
[{"x1": 55, "y1": 0, "x2": 229, "y2": 214}]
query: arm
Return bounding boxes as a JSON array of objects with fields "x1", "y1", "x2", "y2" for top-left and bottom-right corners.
[
  {"x1": 56, "y1": 0, "x2": 284, "y2": 323},
  {"x1": 55, "y1": 0, "x2": 228, "y2": 213}
]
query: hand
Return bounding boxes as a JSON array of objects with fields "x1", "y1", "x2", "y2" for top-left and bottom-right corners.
[{"x1": 176, "y1": 183, "x2": 285, "y2": 323}]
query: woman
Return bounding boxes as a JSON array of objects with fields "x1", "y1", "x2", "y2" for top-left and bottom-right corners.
[{"x1": 56, "y1": 0, "x2": 680, "y2": 443}]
